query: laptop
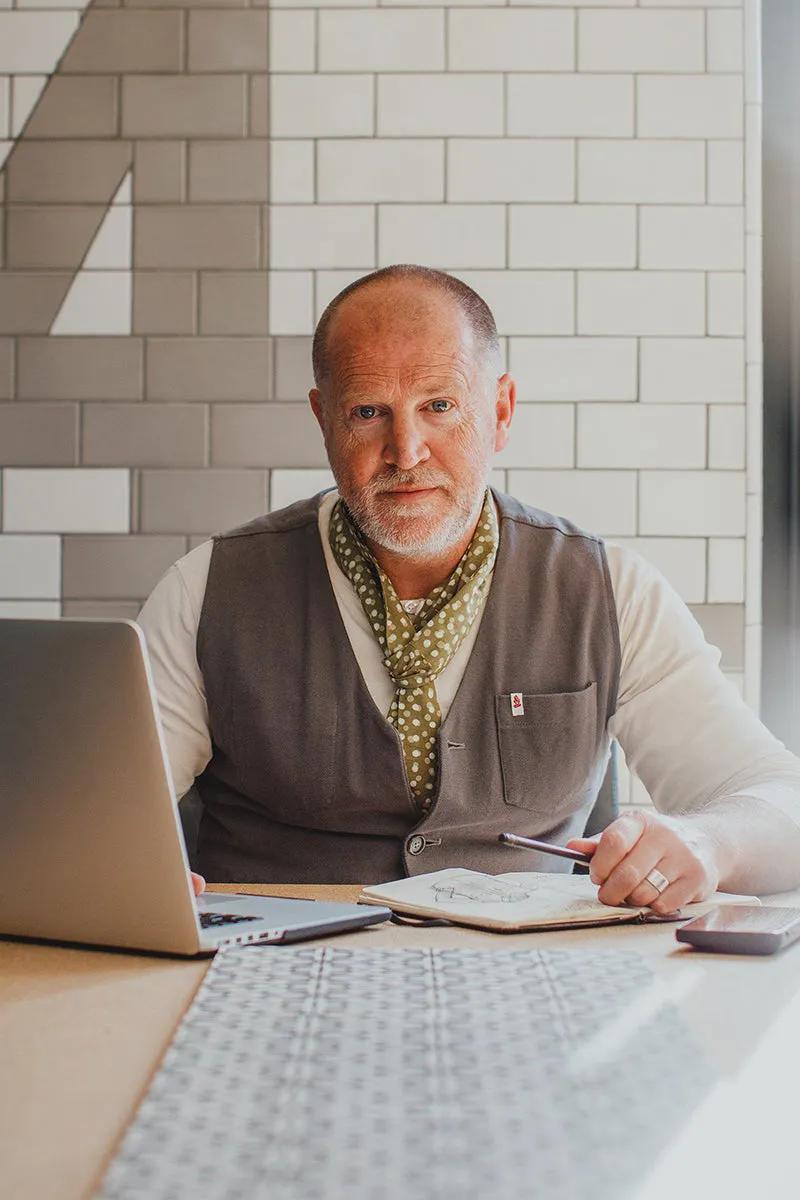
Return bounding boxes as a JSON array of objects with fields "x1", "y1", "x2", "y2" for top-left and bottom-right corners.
[{"x1": 0, "y1": 619, "x2": 391, "y2": 956}]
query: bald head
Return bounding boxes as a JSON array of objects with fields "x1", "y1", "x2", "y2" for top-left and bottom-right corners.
[{"x1": 311, "y1": 265, "x2": 501, "y2": 391}]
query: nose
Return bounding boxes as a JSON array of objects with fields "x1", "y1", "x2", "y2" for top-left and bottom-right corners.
[{"x1": 384, "y1": 412, "x2": 430, "y2": 471}]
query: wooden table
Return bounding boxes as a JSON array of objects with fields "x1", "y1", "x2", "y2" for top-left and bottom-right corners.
[{"x1": 3, "y1": 884, "x2": 800, "y2": 1200}]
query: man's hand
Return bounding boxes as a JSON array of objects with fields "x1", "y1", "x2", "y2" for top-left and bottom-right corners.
[
  {"x1": 567, "y1": 810, "x2": 721, "y2": 913},
  {"x1": 190, "y1": 871, "x2": 206, "y2": 897}
]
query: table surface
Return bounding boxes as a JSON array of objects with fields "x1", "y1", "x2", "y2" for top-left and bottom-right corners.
[{"x1": 3, "y1": 883, "x2": 800, "y2": 1200}]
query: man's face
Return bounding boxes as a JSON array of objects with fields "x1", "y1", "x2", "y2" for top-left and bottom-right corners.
[{"x1": 309, "y1": 283, "x2": 514, "y2": 559}]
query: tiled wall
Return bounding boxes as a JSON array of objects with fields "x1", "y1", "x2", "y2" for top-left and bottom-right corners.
[{"x1": 0, "y1": 1, "x2": 762, "y2": 800}]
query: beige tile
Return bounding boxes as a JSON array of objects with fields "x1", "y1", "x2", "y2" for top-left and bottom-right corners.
[
  {"x1": 133, "y1": 272, "x2": 196, "y2": 335},
  {"x1": 17, "y1": 337, "x2": 143, "y2": 401},
  {"x1": 62, "y1": 534, "x2": 187, "y2": 599},
  {"x1": 146, "y1": 337, "x2": 272, "y2": 401},
  {"x1": 688, "y1": 604, "x2": 744, "y2": 671},
  {"x1": 62, "y1": 600, "x2": 142, "y2": 618},
  {"x1": 199, "y1": 272, "x2": 268, "y2": 335},
  {"x1": 24, "y1": 76, "x2": 118, "y2": 140},
  {"x1": 189, "y1": 140, "x2": 269, "y2": 203},
  {"x1": 249, "y1": 75, "x2": 268, "y2": 138},
  {"x1": 211, "y1": 403, "x2": 327, "y2": 467},
  {"x1": 60, "y1": 11, "x2": 183, "y2": 73},
  {"x1": 274, "y1": 336, "x2": 313, "y2": 401},
  {"x1": 0, "y1": 273, "x2": 71, "y2": 335},
  {"x1": 122, "y1": 76, "x2": 246, "y2": 138},
  {"x1": 0, "y1": 403, "x2": 77, "y2": 465},
  {"x1": 82, "y1": 403, "x2": 207, "y2": 467},
  {"x1": 188, "y1": 11, "x2": 268, "y2": 72},
  {"x1": 124, "y1": 0, "x2": 246, "y2": 9},
  {"x1": 6, "y1": 206, "x2": 106, "y2": 269},
  {"x1": 140, "y1": 469, "x2": 267, "y2": 533},
  {"x1": 5, "y1": 141, "x2": 132, "y2": 205},
  {"x1": 133, "y1": 141, "x2": 186, "y2": 203},
  {"x1": 188, "y1": 534, "x2": 213, "y2": 550},
  {"x1": 134, "y1": 206, "x2": 259, "y2": 269},
  {"x1": 0, "y1": 339, "x2": 14, "y2": 399}
]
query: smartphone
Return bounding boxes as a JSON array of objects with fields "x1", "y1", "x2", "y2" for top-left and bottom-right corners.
[{"x1": 676, "y1": 905, "x2": 800, "y2": 955}]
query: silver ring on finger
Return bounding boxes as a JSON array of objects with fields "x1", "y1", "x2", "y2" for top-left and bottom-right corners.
[{"x1": 644, "y1": 867, "x2": 670, "y2": 896}]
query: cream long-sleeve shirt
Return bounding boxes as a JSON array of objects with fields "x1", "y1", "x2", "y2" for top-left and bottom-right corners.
[{"x1": 137, "y1": 492, "x2": 800, "y2": 831}]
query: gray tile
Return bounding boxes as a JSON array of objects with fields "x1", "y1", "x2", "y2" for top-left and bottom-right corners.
[
  {"x1": 82, "y1": 403, "x2": 208, "y2": 466},
  {"x1": 249, "y1": 76, "x2": 268, "y2": 138},
  {"x1": 210, "y1": 403, "x2": 328, "y2": 468},
  {"x1": 0, "y1": 340, "x2": 14, "y2": 400},
  {"x1": 688, "y1": 604, "x2": 745, "y2": 671},
  {"x1": 60, "y1": 11, "x2": 183, "y2": 73},
  {"x1": 62, "y1": 600, "x2": 143, "y2": 618},
  {"x1": 189, "y1": 140, "x2": 269, "y2": 203},
  {"x1": 5, "y1": 141, "x2": 132, "y2": 204},
  {"x1": 274, "y1": 336, "x2": 314, "y2": 401},
  {"x1": 140, "y1": 469, "x2": 267, "y2": 533},
  {"x1": 122, "y1": 76, "x2": 247, "y2": 138},
  {"x1": 124, "y1": 0, "x2": 246, "y2": 8},
  {"x1": 17, "y1": 337, "x2": 144, "y2": 401},
  {"x1": 0, "y1": 274, "x2": 72, "y2": 335},
  {"x1": 134, "y1": 206, "x2": 259, "y2": 270},
  {"x1": 146, "y1": 337, "x2": 272, "y2": 401},
  {"x1": 133, "y1": 272, "x2": 196, "y2": 335},
  {"x1": 62, "y1": 534, "x2": 187, "y2": 599},
  {"x1": 6, "y1": 206, "x2": 106, "y2": 270},
  {"x1": 188, "y1": 11, "x2": 269, "y2": 72},
  {"x1": 24, "y1": 76, "x2": 119, "y2": 140},
  {"x1": 0, "y1": 403, "x2": 78, "y2": 466},
  {"x1": 199, "y1": 272, "x2": 268, "y2": 335},
  {"x1": 133, "y1": 141, "x2": 186, "y2": 204}
]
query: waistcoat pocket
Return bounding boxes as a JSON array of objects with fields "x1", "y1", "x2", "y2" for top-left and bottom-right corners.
[{"x1": 495, "y1": 682, "x2": 598, "y2": 815}]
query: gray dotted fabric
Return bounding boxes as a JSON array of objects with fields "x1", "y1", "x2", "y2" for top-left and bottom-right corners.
[{"x1": 98, "y1": 947, "x2": 714, "y2": 1200}]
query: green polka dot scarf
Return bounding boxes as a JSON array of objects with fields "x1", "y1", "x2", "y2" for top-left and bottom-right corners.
[{"x1": 329, "y1": 491, "x2": 499, "y2": 811}]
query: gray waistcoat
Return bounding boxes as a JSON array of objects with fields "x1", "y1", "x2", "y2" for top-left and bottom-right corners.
[{"x1": 194, "y1": 490, "x2": 620, "y2": 884}]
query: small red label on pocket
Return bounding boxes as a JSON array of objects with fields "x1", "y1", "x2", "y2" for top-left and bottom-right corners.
[{"x1": 510, "y1": 692, "x2": 524, "y2": 716}]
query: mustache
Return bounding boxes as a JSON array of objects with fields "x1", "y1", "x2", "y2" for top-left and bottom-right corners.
[{"x1": 367, "y1": 470, "x2": 451, "y2": 495}]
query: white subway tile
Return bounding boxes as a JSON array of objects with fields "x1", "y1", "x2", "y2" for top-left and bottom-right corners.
[
  {"x1": 0, "y1": 77, "x2": 8, "y2": 138},
  {"x1": 707, "y1": 141, "x2": 744, "y2": 204},
  {"x1": 579, "y1": 9, "x2": 704, "y2": 73},
  {"x1": 510, "y1": 205, "x2": 636, "y2": 269},
  {"x1": 637, "y1": 76, "x2": 744, "y2": 139},
  {"x1": 272, "y1": 0, "x2": 373, "y2": 7},
  {"x1": 578, "y1": 140, "x2": 704, "y2": 204},
  {"x1": 578, "y1": 273, "x2": 705, "y2": 336},
  {"x1": 314, "y1": 271, "x2": 367, "y2": 320},
  {"x1": 448, "y1": 140, "x2": 574, "y2": 203},
  {"x1": 0, "y1": 13, "x2": 80, "y2": 73},
  {"x1": 511, "y1": 0, "x2": 635, "y2": 5},
  {"x1": 448, "y1": 9, "x2": 573, "y2": 72},
  {"x1": 639, "y1": 471, "x2": 745, "y2": 536},
  {"x1": 578, "y1": 404, "x2": 706, "y2": 469},
  {"x1": 640, "y1": 339, "x2": 745, "y2": 405},
  {"x1": 707, "y1": 9, "x2": 744, "y2": 72},
  {"x1": 746, "y1": 362, "x2": 763, "y2": 496},
  {"x1": 11, "y1": 75, "x2": 47, "y2": 138},
  {"x1": 745, "y1": 233, "x2": 763, "y2": 365},
  {"x1": 319, "y1": 10, "x2": 444, "y2": 73},
  {"x1": 708, "y1": 538, "x2": 745, "y2": 603},
  {"x1": 610, "y1": 537, "x2": 706, "y2": 604},
  {"x1": 0, "y1": 141, "x2": 10, "y2": 172},
  {"x1": 509, "y1": 337, "x2": 637, "y2": 402},
  {"x1": 707, "y1": 272, "x2": 745, "y2": 336},
  {"x1": 271, "y1": 206, "x2": 375, "y2": 270},
  {"x1": 0, "y1": 535, "x2": 60, "y2": 599},
  {"x1": 271, "y1": 75, "x2": 374, "y2": 138},
  {"x1": 0, "y1": 601, "x2": 61, "y2": 618},
  {"x1": 51, "y1": 271, "x2": 132, "y2": 337},
  {"x1": 318, "y1": 140, "x2": 444, "y2": 204},
  {"x1": 508, "y1": 470, "x2": 637, "y2": 537},
  {"x1": 270, "y1": 469, "x2": 336, "y2": 511},
  {"x1": 709, "y1": 405, "x2": 746, "y2": 470},
  {"x1": 455, "y1": 271, "x2": 574, "y2": 336},
  {"x1": 269, "y1": 10, "x2": 315, "y2": 73},
  {"x1": 639, "y1": 207, "x2": 744, "y2": 271},
  {"x1": 384, "y1": 0, "x2": 502, "y2": 7},
  {"x1": 508, "y1": 75, "x2": 634, "y2": 138},
  {"x1": 378, "y1": 205, "x2": 504, "y2": 269},
  {"x1": 378, "y1": 74, "x2": 503, "y2": 137},
  {"x1": 494, "y1": 404, "x2": 574, "y2": 470},
  {"x1": 270, "y1": 141, "x2": 315, "y2": 204},
  {"x1": 640, "y1": 0, "x2": 741, "y2": 6},
  {"x1": 744, "y1": 0, "x2": 761, "y2": 105},
  {"x1": 268, "y1": 271, "x2": 314, "y2": 336},
  {"x1": 745, "y1": 105, "x2": 761, "y2": 235},
  {"x1": 745, "y1": 491, "x2": 762, "y2": 618},
  {"x1": 3, "y1": 470, "x2": 130, "y2": 534}
]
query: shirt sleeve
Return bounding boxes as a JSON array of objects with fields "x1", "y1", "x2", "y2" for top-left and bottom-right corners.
[
  {"x1": 606, "y1": 543, "x2": 800, "y2": 831},
  {"x1": 137, "y1": 542, "x2": 214, "y2": 800}
]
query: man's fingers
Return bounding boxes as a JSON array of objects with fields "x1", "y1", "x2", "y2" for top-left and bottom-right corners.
[
  {"x1": 588, "y1": 812, "x2": 646, "y2": 886},
  {"x1": 191, "y1": 871, "x2": 206, "y2": 897}
]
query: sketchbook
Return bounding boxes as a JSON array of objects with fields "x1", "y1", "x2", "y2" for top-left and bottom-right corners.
[{"x1": 359, "y1": 868, "x2": 759, "y2": 931}]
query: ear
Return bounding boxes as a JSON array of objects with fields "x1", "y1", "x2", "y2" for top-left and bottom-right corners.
[
  {"x1": 493, "y1": 374, "x2": 515, "y2": 453},
  {"x1": 309, "y1": 388, "x2": 326, "y2": 435}
]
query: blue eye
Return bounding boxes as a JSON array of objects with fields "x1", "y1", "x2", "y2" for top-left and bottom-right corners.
[
  {"x1": 356, "y1": 405, "x2": 377, "y2": 420},
  {"x1": 430, "y1": 400, "x2": 451, "y2": 413}
]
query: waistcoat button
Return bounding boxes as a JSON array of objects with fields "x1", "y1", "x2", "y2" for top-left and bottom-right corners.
[{"x1": 407, "y1": 834, "x2": 425, "y2": 855}]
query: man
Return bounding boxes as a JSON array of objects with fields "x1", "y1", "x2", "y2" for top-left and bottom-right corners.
[{"x1": 139, "y1": 265, "x2": 800, "y2": 911}]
